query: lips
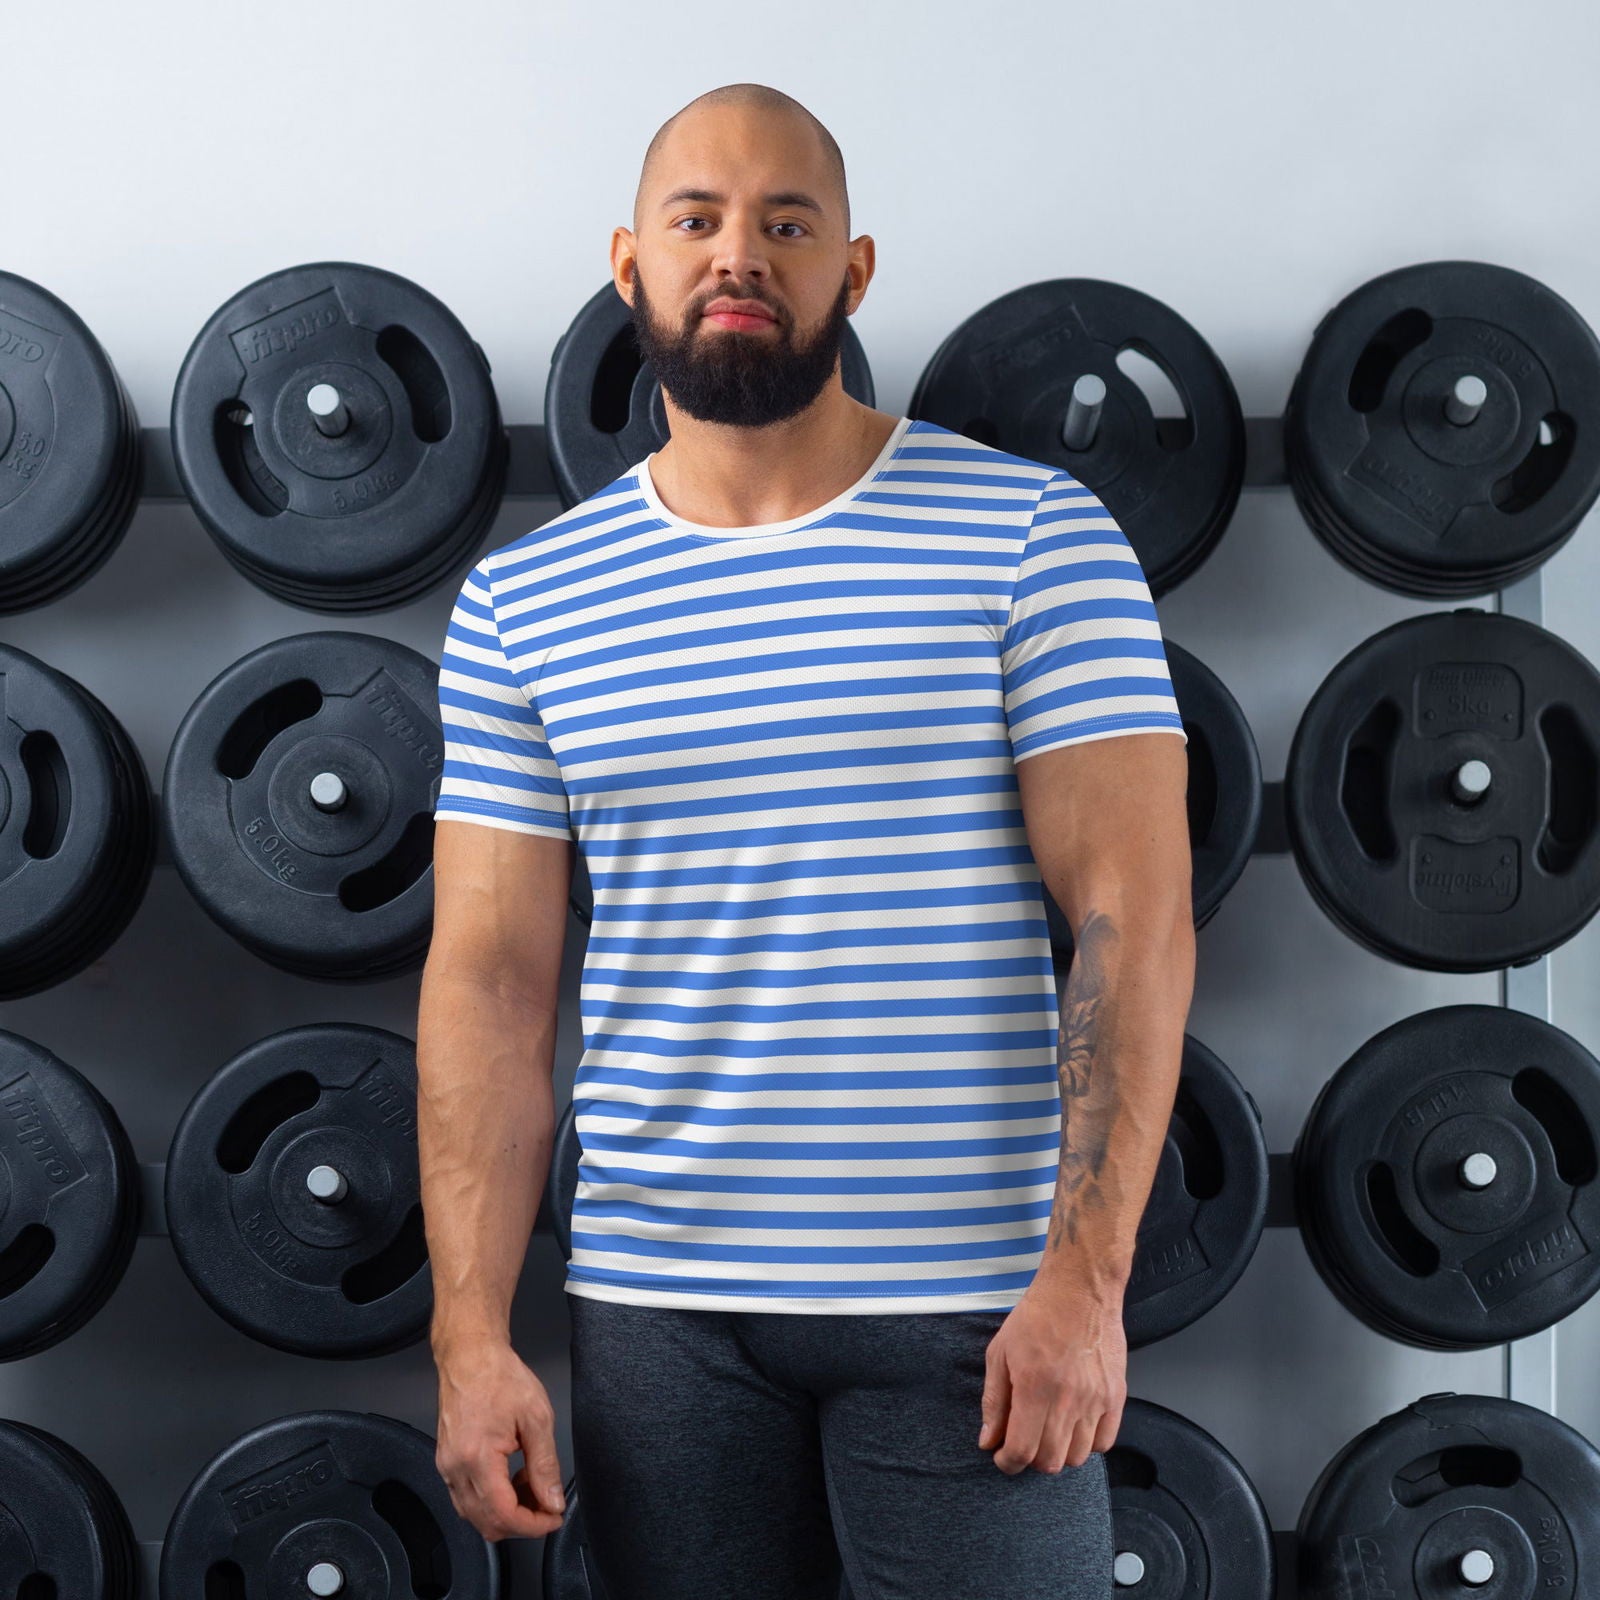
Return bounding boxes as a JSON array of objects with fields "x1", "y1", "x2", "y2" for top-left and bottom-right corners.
[{"x1": 703, "y1": 299, "x2": 776, "y2": 323}]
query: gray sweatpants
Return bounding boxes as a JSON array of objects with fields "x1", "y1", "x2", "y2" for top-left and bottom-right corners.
[{"x1": 567, "y1": 1293, "x2": 1112, "y2": 1600}]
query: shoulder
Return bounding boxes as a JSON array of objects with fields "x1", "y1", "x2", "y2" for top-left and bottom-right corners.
[{"x1": 475, "y1": 463, "x2": 659, "y2": 592}]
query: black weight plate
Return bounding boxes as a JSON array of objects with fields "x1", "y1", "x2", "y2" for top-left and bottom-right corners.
[
  {"x1": 1124, "y1": 1035, "x2": 1269, "y2": 1349},
  {"x1": 1297, "y1": 1392, "x2": 1600, "y2": 1599},
  {"x1": 1289, "y1": 436, "x2": 1539, "y2": 600},
  {"x1": 171, "y1": 261, "x2": 505, "y2": 612},
  {"x1": 1167, "y1": 641, "x2": 1264, "y2": 928},
  {"x1": 166, "y1": 1023, "x2": 430, "y2": 1358},
  {"x1": 545, "y1": 281, "x2": 877, "y2": 510},
  {"x1": 0, "y1": 1419, "x2": 138, "y2": 1597},
  {"x1": 0, "y1": 1030, "x2": 140, "y2": 1360},
  {"x1": 1285, "y1": 260, "x2": 1600, "y2": 600},
  {"x1": 0, "y1": 271, "x2": 143, "y2": 615},
  {"x1": 909, "y1": 278, "x2": 1244, "y2": 598},
  {"x1": 0, "y1": 643, "x2": 156, "y2": 1000},
  {"x1": 548, "y1": 1097, "x2": 580, "y2": 1260},
  {"x1": 1104, "y1": 1397, "x2": 1275, "y2": 1598},
  {"x1": 162, "y1": 632, "x2": 442, "y2": 980},
  {"x1": 542, "y1": 1476, "x2": 608, "y2": 1599},
  {"x1": 1043, "y1": 637, "x2": 1260, "y2": 959},
  {"x1": 1294, "y1": 1004, "x2": 1600, "y2": 1351},
  {"x1": 1286, "y1": 609, "x2": 1600, "y2": 972},
  {"x1": 160, "y1": 1409, "x2": 506, "y2": 1600}
]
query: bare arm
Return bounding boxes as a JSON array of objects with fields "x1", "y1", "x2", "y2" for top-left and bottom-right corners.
[
  {"x1": 418, "y1": 819, "x2": 572, "y2": 1355},
  {"x1": 1015, "y1": 730, "x2": 1195, "y2": 1301},
  {"x1": 421, "y1": 818, "x2": 575, "y2": 1539}
]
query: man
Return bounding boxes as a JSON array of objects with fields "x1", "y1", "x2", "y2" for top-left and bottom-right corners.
[{"x1": 421, "y1": 82, "x2": 1193, "y2": 1600}]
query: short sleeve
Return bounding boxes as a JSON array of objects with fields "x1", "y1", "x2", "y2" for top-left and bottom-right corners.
[
  {"x1": 434, "y1": 558, "x2": 572, "y2": 840},
  {"x1": 1001, "y1": 473, "x2": 1188, "y2": 764}
]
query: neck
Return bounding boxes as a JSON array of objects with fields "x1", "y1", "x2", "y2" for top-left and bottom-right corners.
[{"x1": 649, "y1": 391, "x2": 893, "y2": 529}]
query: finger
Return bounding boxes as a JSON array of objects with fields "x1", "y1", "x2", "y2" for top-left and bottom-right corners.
[
  {"x1": 996, "y1": 1378, "x2": 1048, "y2": 1474},
  {"x1": 1091, "y1": 1398, "x2": 1124, "y2": 1456},
  {"x1": 469, "y1": 1449, "x2": 558, "y2": 1539},
  {"x1": 1064, "y1": 1414, "x2": 1098, "y2": 1469},
  {"x1": 519, "y1": 1414, "x2": 567, "y2": 1516},
  {"x1": 509, "y1": 1461, "x2": 570, "y2": 1535},
  {"x1": 1031, "y1": 1405, "x2": 1078, "y2": 1474},
  {"x1": 978, "y1": 1339, "x2": 1012, "y2": 1452}
]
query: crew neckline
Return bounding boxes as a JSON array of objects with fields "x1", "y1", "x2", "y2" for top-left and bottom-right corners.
[{"x1": 636, "y1": 415, "x2": 914, "y2": 540}]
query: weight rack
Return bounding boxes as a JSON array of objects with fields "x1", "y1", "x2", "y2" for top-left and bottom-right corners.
[{"x1": 77, "y1": 412, "x2": 1562, "y2": 1598}]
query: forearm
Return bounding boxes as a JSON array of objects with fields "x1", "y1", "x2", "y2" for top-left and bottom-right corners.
[
  {"x1": 1032, "y1": 902, "x2": 1194, "y2": 1300},
  {"x1": 416, "y1": 958, "x2": 558, "y2": 1355}
]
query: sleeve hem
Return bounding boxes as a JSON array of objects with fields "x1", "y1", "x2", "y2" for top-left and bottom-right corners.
[
  {"x1": 1013, "y1": 719, "x2": 1188, "y2": 764},
  {"x1": 434, "y1": 807, "x2": 572, "y2": 841}
]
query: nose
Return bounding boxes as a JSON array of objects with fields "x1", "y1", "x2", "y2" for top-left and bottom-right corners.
[{"x1": 706, "y1": 210, "x2": 773, "y2": 284}]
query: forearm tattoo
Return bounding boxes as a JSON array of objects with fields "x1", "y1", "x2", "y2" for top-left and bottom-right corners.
[{"x1": 1048, "y1": 908, "x2": 1119, "y2": 1253}]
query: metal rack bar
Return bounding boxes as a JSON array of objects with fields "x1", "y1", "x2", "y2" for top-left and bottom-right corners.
[{"x1": 1496, "y1": 569, "x2": 1558, "y2": 1417}]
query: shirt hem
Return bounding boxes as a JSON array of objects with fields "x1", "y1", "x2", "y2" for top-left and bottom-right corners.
[{"x1": 562, "y1": 1275, "x2": 1022, "y2": 1314}]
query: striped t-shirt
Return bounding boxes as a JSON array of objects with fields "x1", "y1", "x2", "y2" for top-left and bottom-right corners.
[{"x1": 434, "y1": 415, "x2": 1186, "y2": 1313}]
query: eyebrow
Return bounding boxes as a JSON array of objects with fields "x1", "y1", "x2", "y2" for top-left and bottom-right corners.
[{"x1": 658, "y1": 187, "x2": 824, "y2": 215}]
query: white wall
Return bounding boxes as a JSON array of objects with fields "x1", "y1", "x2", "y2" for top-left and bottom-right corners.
[{"x1": 5, "y1": 0, "x2": 1600, "y2": 1583}]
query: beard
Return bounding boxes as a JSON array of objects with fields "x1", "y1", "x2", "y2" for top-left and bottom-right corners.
[{"x1": 630, "y1": 267, "x2": 852, "y2": 429}]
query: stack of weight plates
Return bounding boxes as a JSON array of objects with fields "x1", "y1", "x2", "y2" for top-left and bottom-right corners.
[
  {"x1": 0, "y1": 1420, "x2": 138, "y2": 1597},
  {"x1": 910, "y1": 277, "x2": 1245, "y2": 599},
  {"x1": 0, "y1": 1031, "x2": 143, "y2": 1361},
  {"x1": 0, "y1": 271, "x2": 143, "y2": 615},
  {"x1": 1284, "y1": 260, "x2": 1600, "y2": 598},
  {"x1": 0, "y1": 643, "x2": 156, "y2": 999},
  {"x1": 1293, "y1": 1005, "x2": 1600, "y2": 1352},
  {"x1": 170, "y1": 262, "x2": 507, "y2": 613},
  {"x1": 162, "y1": 632, "x2": 441, "y2": 980}
]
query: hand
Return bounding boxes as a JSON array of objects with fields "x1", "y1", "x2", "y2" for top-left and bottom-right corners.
[
  {"x1": 434, "y1": 1336, "x2": 567, "y2": 1540},
  {"x1": 977, "y1": 1279, "x2": 1128, "y2": 1474}
]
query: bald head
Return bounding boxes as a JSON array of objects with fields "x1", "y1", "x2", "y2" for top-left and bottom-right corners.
[{"x1": 634, "y1": 83, "x2": 850, "y2": 238}]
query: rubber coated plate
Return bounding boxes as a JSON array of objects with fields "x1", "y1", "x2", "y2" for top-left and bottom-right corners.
[
  {"x1": 542, "y1": 1477, "x2": 606, "y2": 1599},
  {"x1": 1297, "y1": 1392, "x2": 1600, "y2": 1599},
  {"x1": 545, "y1": 281, "x2": 876, "y2": 510},
  {"x1": 0, "y1": 1419, "x2": 138, "y2": 1597},
  {"x1": 0, "y1": 271, "x2": 142, "y2": 615},
  {"x1": 1123, "y1": 1035, "x2": 1269, "y2": 1349},
  {"x1": 165, "y1": 1023, "x2": 431, "y2": 1358},
  {"x1": 159, "y1": 1409, "x2": 505, "y2": 1599},
  {"x1": 1285, "y1": 260, "x2": 1600, "y2": 598},
  {"x1": 0, "y1": 643, "x2": 156, "y2": 1000},
  {"x1": 909, "y1": 278, "x2": 1245, "y2": 598},
  {"x1": 171, "y1": 261, "x2": 505, "y2": 611},
  {"x1": 1105, "y1": 1398, "x2": 1275, "y2": 1598},
  {"x1": 1294, "y1": 1004, "x2": 1600, "y2": 1350},
  {"x1": 162, "y1": 631, "x2": 443, "y2": 980},
  {"x1": 0, "y1": 1029, "x2": 140, "y2": 1359},
  {"x1": 548, "y1": 1097, "x2": 580, "y2": 1260},
  {"x1": 1286, "y1": 609, "x2": 1600, "y2": 972},
  {"x1": 1043, "y1": 637, "x2": 1260, "y2": 959}
]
